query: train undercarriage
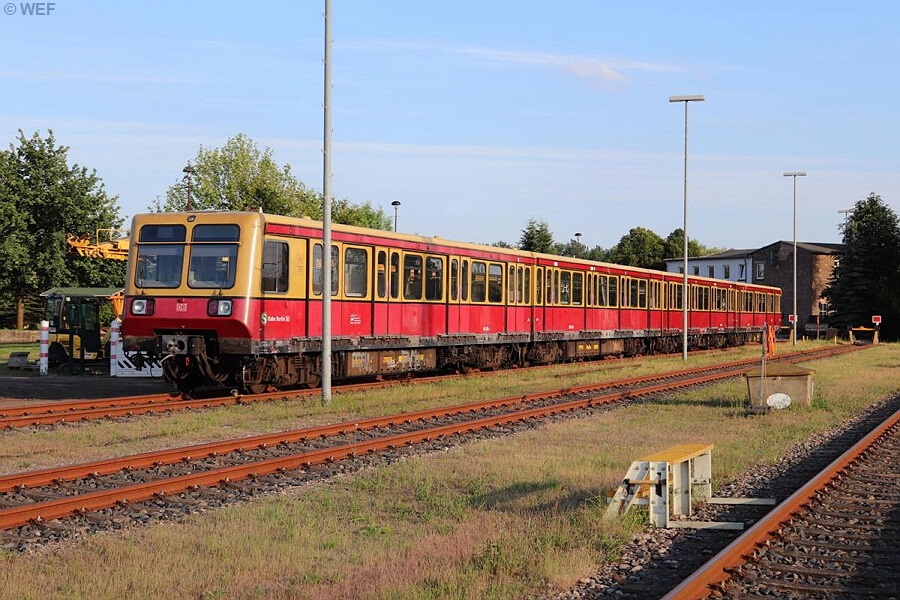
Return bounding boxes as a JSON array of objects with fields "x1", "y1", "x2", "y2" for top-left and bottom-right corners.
[{"x1": 144, "y1": 329, "x2": 764, "y2": 394}]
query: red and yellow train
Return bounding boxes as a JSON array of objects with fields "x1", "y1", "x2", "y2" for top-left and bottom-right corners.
[{"x1": 121, "y1": 210, "x2": 782, "y2": 392}]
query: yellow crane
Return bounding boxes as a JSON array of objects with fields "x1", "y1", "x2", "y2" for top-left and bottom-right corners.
[{"x1": 66, "y1": 229, "x2": 130, "y2": 261}]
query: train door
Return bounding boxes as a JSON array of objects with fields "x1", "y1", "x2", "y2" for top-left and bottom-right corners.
[
  {"x1": 506, "y1": 262, "x2": 531, "y2": 334},
  {"x1": 533, "y1": 266, "x2": 545, "y2": 335},
  {"x1": 648, "y1": 279, "x2": 663, "y2": 331},
  {"x1": 374, "y1": 248, "x2": 390, "y2": 335},
  {"x1": 447, "y1": 256, "x2": 463, "y2": 335}
]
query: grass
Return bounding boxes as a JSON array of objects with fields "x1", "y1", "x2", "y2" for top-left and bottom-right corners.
[
  {"x1": 0, "y1": 343, "x2": 39, "y2": 376},
  {"x1": 0, "y1": 341, "x2": 897, "y2": 599}
]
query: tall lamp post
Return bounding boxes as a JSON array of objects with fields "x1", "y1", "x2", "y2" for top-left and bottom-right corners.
[
  {"x1": 391, "y1": 200, "x2": 401, "y2": 232},
  {"x1": 784, "y1": 171, "x2": 807, "y2": 346},
  {"x1": 182, "y1": 164, "x2": 195, "y2": 211},
  {"x1": 669, "y1": 94, "x2": 704, "y2": 361},
  {"x1": 574, "y1": 232, "x2": 582, "y2": 257}
]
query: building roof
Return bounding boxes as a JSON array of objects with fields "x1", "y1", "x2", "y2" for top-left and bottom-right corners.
[
  {"x1": 663, "y1": 248, "x2": 755, "y2": 263},
  {"x1": 754, "y1": 241, "x2": 844, "y2": 254}
]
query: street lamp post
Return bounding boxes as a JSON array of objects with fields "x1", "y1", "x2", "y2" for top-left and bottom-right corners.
[
  {"x1": 182, "y1": 164, "x2": 195, "y2": 211},
  {"x1": 574, "y1": 232, "x2": 582, "y2": 257},
  {"x1": 391, "y1": 200, "x2": 401, "y2": 232},
  {"x1": 784, "y1": 171, "x2": 807, "y2": 346},
  {"x1": 669, "y1": 94, "x2": 704, "y2": 361}
]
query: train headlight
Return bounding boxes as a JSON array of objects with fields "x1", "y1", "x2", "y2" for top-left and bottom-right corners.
[
  {"x1": 207, "y1": 298, "x2": 233, "y2": 317},
  {"x1": 131, "y1": 298, "x2": 155, "y2": 316}
]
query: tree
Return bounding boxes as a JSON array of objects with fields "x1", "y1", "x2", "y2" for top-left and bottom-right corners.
[
  {"x1": 663, "y1": 228, "x2": 705, "y2": 260},
  {"x1": 0, "y1": 130, "x2": 124, "y2": 329},
  {"x1": 331, "y1": 198, "x2": 392, "y2": 230},
  {"x1": 156, "y1": 133, "x2": 392, "y2": 230},
  {"x1": 825, "y1": 193, "x2": 900, "y2": 339},
  {"x1": 609, "y1": 227, "x2": 666, "y2": 269},
  {"x1": 518, "y1": 219, "x2": 556, "y2": 253},
  {"x1": 155, "y1": 133, "x2": 321, "y2": 216}
]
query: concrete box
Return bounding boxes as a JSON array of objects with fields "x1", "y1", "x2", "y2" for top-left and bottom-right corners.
[{"x1": 743, "y1": 363, "x2": 814, "y2": 412}]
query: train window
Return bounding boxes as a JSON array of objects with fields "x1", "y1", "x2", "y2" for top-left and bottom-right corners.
[
  {"x1": 535, "y1": 267, "x2": 543, "y2": 305},
  {"x1": 403, "y1": 254, "x2": 424, "y2": 300},
  {"x1": 390, "y1": 252, "x2": 400, "y2": 300},
  {"x1": 488, "y1": 263, "x2": 503, "y2": 303},
  {"x1": 755, "y1": 292, "x2": 765, "y2": 313},
  {"x1": 669, "y1": 282, "x2": 683, "y2": 310},
  {"x1": 608, "y1": 276, "x2": 618, "y2": 307},
  {"x1": 189, "y1": 240, "x2": 239, "y2": 289},
  {"x1": 560, "y1": 271, "x2": 571, "y2": 305},
  {"x1": 508, "y1": 265, "x2": 516, "y2": 303},
  {"x1": 649, "y1": 281, "x2": 660, "y2": 309},
  {"x1": 377, "y1": 251, "x2": 387, "y2": 298},
  {"x1": 471, "y1": 261, "x2": 486, "y2": 302},
  {"x1": 549, "y1": 270, "x2": 558, "y2": 305},
  {"x1": 572, "y1": 272, "x2": 583, "y2": 305},
  {"x1": 633, "y1": 279, "x2": 647, "y2": 308},
  {"x1": 261, "y1": 241, "x2": 288, "y2": 293},
  {"x1": 425, "y1": 256, "x2": 443, "y2": 301},
  {"x1": 192, "y1": 224, "x2": 240, "y2": 242},
  {"x1": 450, "y1": 259, "x2": 458, "y2": 301},
  {"x1": 519, "y1": 267, "x2": 531, "y2": 304},
  {"x1": 461, "y1": 259, "x2": 469, "y2": 302},
  {"x1": 135, "y1": 245, "x2": 184, "y2": 288},
  {"x1": 139, "y1": 224, "x2": 186, "y2": 243},
  {"x1": 598, "y1": 276, "x2": 609, "y2": 307},
  {"x1": 312, "y1": 244, "x2": 339, "y2": 296},
  {"x1": 344, "y1": 247, "x2": 368, "y2": 298}
]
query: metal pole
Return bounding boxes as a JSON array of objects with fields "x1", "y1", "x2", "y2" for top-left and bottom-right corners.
[
  {"x1": 321, "y1": 0, "x2": 333, "y2": 404},
  {"x1": 391, "y1": 200, "x2": 400, "y2": 232},
  {"x1": 670, "y1": 95, "x2": 704, "y2": 361},
  {"x1": 784, "y1": 172, "x2": 806, "y2": 347}
]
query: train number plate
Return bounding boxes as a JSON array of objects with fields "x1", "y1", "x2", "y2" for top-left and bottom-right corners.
[{"x1": 175, "y1": 302, "x2": 188, "y2": 312}]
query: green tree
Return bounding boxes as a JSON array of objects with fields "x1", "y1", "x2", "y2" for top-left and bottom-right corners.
[
  {"x1": 331, "y1": 198, "x2": 392, "y2": 230},
  {"x1": 825, "y1": 193, "x2": 900, "y2": 339},
  {"x1": 609, "y1": 227, "x2": 666, "y2": 269},
  {"x1": 662, "y1": 228, "x2": 705, "y2": 260},
  {"x1": 518, "y1": 219, "x2": 555, "y2": 253},
  {"x1": 0, "y1": 130, "x2": 124, "y2": 329},
  {"x1": 155, "y1": 133, "x2": 321, "y2": 216},
  {"x1": 156, "y1": 133, "x2": 392, "y2": 230}
]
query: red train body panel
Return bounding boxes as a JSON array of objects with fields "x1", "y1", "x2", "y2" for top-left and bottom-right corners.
[{"x1": 121, "y1": 211, "x2": 782, "y2": 392}]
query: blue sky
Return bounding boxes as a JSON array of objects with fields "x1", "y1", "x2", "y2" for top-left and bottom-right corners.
[{"x1": 3, "y1": 1, "x2": 899, "y2": 251}]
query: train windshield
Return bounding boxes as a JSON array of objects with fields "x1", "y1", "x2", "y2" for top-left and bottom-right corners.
[
  {"x1": 135, "y1": 225, "x2": 187, "y2": 288},
  {"x1": 188, "y1": 225, "x2": 240, "y2": 289}
]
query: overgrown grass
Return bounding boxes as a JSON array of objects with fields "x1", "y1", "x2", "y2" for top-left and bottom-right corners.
[{"x1": 1, "y1": 342, "x2": 897, "y2": 599}]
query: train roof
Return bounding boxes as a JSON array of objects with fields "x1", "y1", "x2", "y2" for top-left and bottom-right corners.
[{"x1": 130, "y1": 210, "x2": 782, "y2": 293}]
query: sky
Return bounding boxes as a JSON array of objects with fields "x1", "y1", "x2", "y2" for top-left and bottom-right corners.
[{"x1": 3, "y1": 1, "x2": 899, "y2": 251}]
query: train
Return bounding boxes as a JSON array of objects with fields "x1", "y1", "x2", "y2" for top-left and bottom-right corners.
[{"x1": 121, "y1": 210, "x2": 782, "y2": 393}]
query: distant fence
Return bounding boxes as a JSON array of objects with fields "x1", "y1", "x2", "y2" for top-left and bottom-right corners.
[{"x1": 0, "y1": 330, "x2": 40, "y2": 344}]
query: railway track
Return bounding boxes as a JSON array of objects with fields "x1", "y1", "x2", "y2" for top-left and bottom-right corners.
[
  {"x1": 0, "y1": 346, "x2": 855, "y2": 429},
  {"x1": 0, "y1": 344, "x2": 861, "y2": 549},
  {"x1": 663, "y1": 405, "x2": 900, "y2": 599}
]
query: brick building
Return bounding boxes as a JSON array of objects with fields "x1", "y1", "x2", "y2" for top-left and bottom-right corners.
[{"x1": 748, "y1": 241, "x2": 843, "y2": 331}]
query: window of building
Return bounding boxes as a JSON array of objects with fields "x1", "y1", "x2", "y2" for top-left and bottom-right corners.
[
  {"x1": 723, "y1": 265, "x2": 730, "y2": 279},
  {"x1": 693, "y1": 266, "x2": 700, "y2": 276},
  {"x1": 755, "y1": 262, "x2": 765, "y2": 280}
]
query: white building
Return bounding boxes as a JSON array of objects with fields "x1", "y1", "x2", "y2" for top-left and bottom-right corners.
[{"x1": 663, "y1": 248, "x2": 755, "y2": 282}]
